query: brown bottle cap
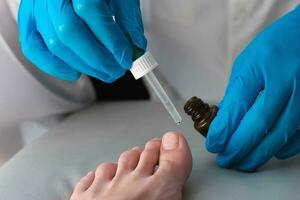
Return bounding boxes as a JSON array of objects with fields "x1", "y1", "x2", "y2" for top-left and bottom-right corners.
[{"x1": 184, "y1": 96, "x2": 218, "y2": 137}]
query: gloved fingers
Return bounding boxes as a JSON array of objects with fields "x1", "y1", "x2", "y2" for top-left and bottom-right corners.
[
  {"x1": 110, "y1": 0, "x2": 147, "y2": 50},
  {"x1": 275, "y1": 79, "x2": 300, "y2": 160},
  {"x1": 276, "y1": 128, "x2": 300, "y2": 159},
  {"x1": 18, "y1": 0, "x2": 80, "y2": 81},
  {"x1": 21, "y1": 28, "x2": 81, "y2": 81},
  {"x1": 216, "y1": 83, "x2": 291, "y2": 169},
  {"x1": 237, "y1": 80, "x2": 300, "y2": 171},
  {"x1": 228, "y1": 47, "x2": 252, "y2": 78},
  {"x1": 206, "y1": 57, "x2": 263, "y2": 153},
  {"x1": 48, "y1": 1, "x2": 126, "y2": 80},
  {"x1": 72, "y1": 0, "x2": 133, "y2": 69},
  {"x1": 34, "y1": 1, "x2": 116, "y2": 83}
]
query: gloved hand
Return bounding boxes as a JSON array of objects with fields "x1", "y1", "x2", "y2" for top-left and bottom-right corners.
[
  {"x1": 206, "y1": 5, "x2": 300, "y2": 171},
  {"x1": 18, "y1": 0, "x2": 146, "y2": 82}
]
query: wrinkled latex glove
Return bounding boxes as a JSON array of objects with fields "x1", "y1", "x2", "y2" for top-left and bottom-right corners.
[
  {"x1": 18, "y1": 0, "x2": 146, "y2": 82},
  {"x1": 206, "y1": 5, "x2": 300, "y2": 171}
]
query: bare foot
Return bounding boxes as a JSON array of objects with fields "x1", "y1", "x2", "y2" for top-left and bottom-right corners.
[{"x1": 70, "y1": 132, "x2": 192, "y2": 200}]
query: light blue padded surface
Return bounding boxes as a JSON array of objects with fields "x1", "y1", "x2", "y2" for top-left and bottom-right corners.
[{"x1": 0, "y1": 101, "x2": 299, "y2": 200}]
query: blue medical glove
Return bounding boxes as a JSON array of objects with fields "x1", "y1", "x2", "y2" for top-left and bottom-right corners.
[
  {"x1": 206, "y1": 5, "x2": 300, "y2": 171},
  {"x1": 18, "y1": 0, "x2": 147, "y2": 82}
]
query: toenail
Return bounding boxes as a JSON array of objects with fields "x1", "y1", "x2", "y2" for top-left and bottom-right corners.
[
  {"x1": 163, "y1": 133, "x2": 179, "y2": 150},
  {"x1": 146, "y1": 139, "x2": 160, "y2": 150},
  {"x1": 152, "y1": 138, "x2": 161, "y2": 141},
  {"x1": 132, "y1": 146, "x2": 141, "y2": 150}
]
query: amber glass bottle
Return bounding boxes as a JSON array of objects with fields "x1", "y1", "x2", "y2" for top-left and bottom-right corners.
[{"x1": 184, "y1": 97, "x2": 218, "y2": 137}]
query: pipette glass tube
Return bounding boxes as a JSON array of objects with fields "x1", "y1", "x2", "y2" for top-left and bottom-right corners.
[
  {"x1": 129, "y1": 41, "x2": 182, "y2": 125},
  {"x1": 144, "y1": 71, "x2": 182, "y2": 125}
]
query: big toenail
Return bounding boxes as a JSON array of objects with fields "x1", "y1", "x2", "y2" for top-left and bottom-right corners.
[{"x1": 163, "y1": 133, "x2": 179, "y2": 150}]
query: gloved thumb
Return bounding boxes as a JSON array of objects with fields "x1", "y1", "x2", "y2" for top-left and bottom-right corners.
[
  {"x1": 206, "y1": 53, "x2": 263, "y2": 153},
  {"x1": 110, "y1": 0, "x2": 147, "y2": 51}
]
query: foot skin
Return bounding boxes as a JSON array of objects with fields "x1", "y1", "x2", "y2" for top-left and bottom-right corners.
[{"x1": 70, "y1": 132, "x2": 192, "y2": 200}]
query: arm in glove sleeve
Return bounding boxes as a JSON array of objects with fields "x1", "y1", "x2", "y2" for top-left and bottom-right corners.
[
  {"x1": 206, "y1": 5, "x2": 300, "y2": 171},
  {"x1": 18, "y1": 0, "x2": 147, "y2": 82}
]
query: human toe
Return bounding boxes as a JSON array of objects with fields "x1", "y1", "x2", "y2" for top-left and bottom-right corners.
[
  {"x1": 115, "y1": 148, "x2": 142, "y2": 176},
  {"x1": 72, "y1": 171, "x2": 95, "y2": 196},
  {"x1": 156, "y1": 132, "x2": 192, "y2": 184},
  {"x1": 136, "y1": 139, "x2": 161, "y2": 175}
]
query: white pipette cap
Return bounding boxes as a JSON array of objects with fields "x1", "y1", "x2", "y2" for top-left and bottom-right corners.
[{"x1": 130, "y1": 52, "x2": 159, "y2": 80}]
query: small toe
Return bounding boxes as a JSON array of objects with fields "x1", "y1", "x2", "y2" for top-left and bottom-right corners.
[
  {"x1": 136, "y1": 139, "x2": 161, "y2": 175},
  {"x1": 91, "y1": 163, "x2": 118, "y2": 191},
  {"x1": 115, "y1": 148, "x2": 142, "y2": 176},
  {"x1": 73, "y1": 171, "x2": 95, "y2": 194},
  {"x1": 155, "y1": 132, "x2": 192, "y2": 184},
  {"x1": 96, "y1": 163, "x2": 118, "y2": 180}
]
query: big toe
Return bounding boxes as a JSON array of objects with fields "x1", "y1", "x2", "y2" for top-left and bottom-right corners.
[{"x1": 156, "y1": 132, "x2": 192, "y2": 184}]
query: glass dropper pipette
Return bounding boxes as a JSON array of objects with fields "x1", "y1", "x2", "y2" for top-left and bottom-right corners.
[{"x1": 130, "y1": 45, "x2": 182, "y2": 125}]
